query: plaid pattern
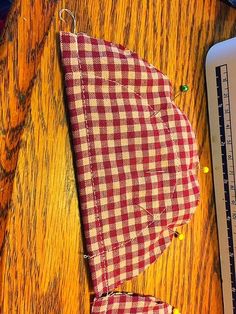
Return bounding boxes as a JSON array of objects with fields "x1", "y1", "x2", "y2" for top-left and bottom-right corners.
[
  {"x1": 60, "y1": 32, "x2": 200, "y2": 296},
  {"x1": 91, "y1": 292, "x2": 173, "y2": 314}
]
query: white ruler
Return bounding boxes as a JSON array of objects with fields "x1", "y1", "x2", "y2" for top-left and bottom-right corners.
[{"x1": 206, "y1": 37, "x2": 236, "y2": 314}]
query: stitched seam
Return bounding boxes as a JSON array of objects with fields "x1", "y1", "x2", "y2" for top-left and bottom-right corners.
[
  {"x1": 81, "y1": 72, "x2": 161, "y2": 111},
  {"x1": 85, "y1": 185, "x2": 176, "y2": 259},
  {"x1": 80, "y1": 72, "x2": 181, "y2": 172},
  {"x1": 63, "y1": 68, "x2": 181, "y2": 172},
  {"x1": 72, "y1": 36, "x2": 109, "y2": 293}
]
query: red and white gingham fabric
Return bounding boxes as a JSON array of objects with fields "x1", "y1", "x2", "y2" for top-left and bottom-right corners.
[
  {"x1": 91, "y1": 292, "x2": 173, "y2": 314},
  {"x1": 60, "y1": 32, "x2": 200, "y2": 296}
]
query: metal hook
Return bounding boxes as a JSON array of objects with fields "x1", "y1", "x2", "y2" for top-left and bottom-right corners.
[{"x1": 59, "y1": 9, "x2": 77, "y2": 34}]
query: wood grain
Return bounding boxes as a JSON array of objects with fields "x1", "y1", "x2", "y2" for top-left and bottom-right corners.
[
  {"x1": 0, "y1": 0, "x2": 58, "y2": 312},
  {"x1": 1, "y1": 0, "x2": 236, "y2": 313}
]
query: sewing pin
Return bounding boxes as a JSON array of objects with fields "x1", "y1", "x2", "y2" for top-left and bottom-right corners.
[
  {"x1": 168, "y1": 227, "x2": 185, "y2": 240},
  {"x1": 174, "y1": 231, "x2": 185, "y2": 241},
  {"x1": 145, "y1": 169, "x2": 165, "y2": 174},
  {"x1": 174, "y1": 84, "x2": 189, "y2": 99},
  {"x1": 173, "y1": 308, "x2": 181, "y2": 314},
  {"x1": 202, "y1": 166, "x2": 209, "y2": 174}
]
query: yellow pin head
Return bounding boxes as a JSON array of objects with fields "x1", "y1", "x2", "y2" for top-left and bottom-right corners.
[
  {"x1": 177, "y1": 233, "x2": 185, "y2": 241},
  {"x1": 173, "y1": 308, "x2": 180, "y2": 314},
  {"x1": 203, "y1": 166, "x2": 209, "y2": 174},
  {"x1": 174, "y1": 232, "x2": 185, "y2": 241}
]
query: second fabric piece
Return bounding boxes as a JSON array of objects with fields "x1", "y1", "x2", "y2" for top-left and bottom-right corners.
[{"x1": 91, "y1": 292, "x2": 175, "y2": 313}]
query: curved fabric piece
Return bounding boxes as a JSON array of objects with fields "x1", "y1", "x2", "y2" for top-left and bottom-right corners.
[
  {"x1": 91, "y1": 292, "x2": 174, "y2": 314},
  {"x1": 59, "y1": 32, "x2": 200, "y2": 296}
]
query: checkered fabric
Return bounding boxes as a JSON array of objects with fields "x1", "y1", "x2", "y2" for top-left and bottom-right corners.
[
  {"x1": 91, "y1": 292, "x2": 173, "y2": 314},
  {"x1": 60, "y1": 32, "x2": 200, "y2": 296}
]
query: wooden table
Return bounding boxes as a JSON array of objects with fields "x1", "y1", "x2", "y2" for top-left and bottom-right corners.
[{"x1": 1, "y1": 1, "x2": 236, "y2": 313}]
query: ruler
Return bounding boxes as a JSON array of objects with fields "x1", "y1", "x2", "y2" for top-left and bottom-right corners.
[{"x1": 206, "y1": 37, "x2": 236, "y2": 314}]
